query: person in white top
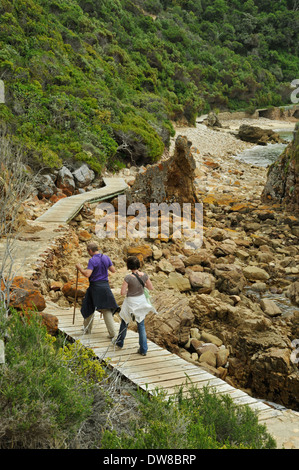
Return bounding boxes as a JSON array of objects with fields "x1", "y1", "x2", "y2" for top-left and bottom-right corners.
[{"x1": 115, "y1": 256, "x2": 155, "y2": 356}]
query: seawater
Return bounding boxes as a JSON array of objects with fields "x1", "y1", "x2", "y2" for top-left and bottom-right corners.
[{"x1": 234, "y1": 129, "x2": 294, "y2": 167}]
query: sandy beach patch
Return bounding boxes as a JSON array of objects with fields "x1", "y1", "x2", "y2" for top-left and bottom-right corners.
[
  {"x1": 224, "y1": 117, "x2": 296, "y2": 132},
  {"x1": 170, "y1": 118, "x2": 296, "y2": 160}
]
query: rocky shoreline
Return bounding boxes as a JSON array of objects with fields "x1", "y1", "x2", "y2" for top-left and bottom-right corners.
[{"x1": 15, "y1": 116, "x2": 299, "y2": 414}]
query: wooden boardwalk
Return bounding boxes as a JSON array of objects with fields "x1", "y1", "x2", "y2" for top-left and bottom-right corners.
[
  {"x1": 35, "y1": 177, "x2": 128, "y2": 223},
  {"x1": 0, "y1": 177, "x2": 128, "y2": 279},
  {"x1": 46, "y1": 301, "x2": 282, "y2": 424}
]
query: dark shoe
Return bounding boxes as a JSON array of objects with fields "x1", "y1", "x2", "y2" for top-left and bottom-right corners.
[{"x1": 137, "y1": 348, "x2": 146, "y2": 356}]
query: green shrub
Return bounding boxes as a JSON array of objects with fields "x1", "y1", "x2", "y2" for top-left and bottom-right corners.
[
  {"x1": 60, "y1": 340, "x2": 109, "y2": 384},
  {"x1": 113, "y1": 113, "x2": 164, "y2": 164},
  {"x1": 101, "y1": 381, "x2": 276, "y2": 449},
  {"x1": 176, "y1": 383, "x2": 276, "y2": 449},
  {"x1": 0, "y1": 309, "x2": 95, "y2": 448}
]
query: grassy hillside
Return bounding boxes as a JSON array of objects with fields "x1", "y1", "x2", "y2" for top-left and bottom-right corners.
[{"x1": 0, "y1": 0, "x2": 298, "y2": 173}]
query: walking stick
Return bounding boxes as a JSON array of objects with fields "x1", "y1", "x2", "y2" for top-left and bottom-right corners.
[{"x1": 73, "y1": 268, "x2": 79, "y2": 325}]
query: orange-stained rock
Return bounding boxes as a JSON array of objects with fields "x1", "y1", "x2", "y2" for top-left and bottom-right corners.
[
  {"x1": 202, "y1": 195, "x2": 217, "y2": 205},
  {"x1": 23, "y1": 311, "x2": 59, "y2": 336},
  {"x1": 50, "y1": 281, "x2": 63, "y2": 291},
  {"x1": 49, "y1": 192, "x2": 67, "y2": 204},
  {"x1": 126, "y1": 244, "x2": 153, "y2": 261},
  {"x1": 40, "y1": 312, "x2": 59, "y2": 335},
  {"x1": 10, "y1": 289, "x2": 46, "y2": 312},
  {"x1": 203, "y1": 160, "x2": 220, "y2": 169},
  {"x1": 229, "y1": 202, "x2": 253, "y2": 213},
  {"x1": 4, "y1": 276, "x2": 46, "y2": 312},
  {"x1": 78, "y1": 229, "x2": 92, "y2": 241},
  {"x1": 62, "y1": 276, "x2": 89, "y2": 298}
]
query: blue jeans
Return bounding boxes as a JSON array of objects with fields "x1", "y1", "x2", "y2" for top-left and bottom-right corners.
[{"x1": 116, "y1": 319, "x2": 148, "y2": 355}]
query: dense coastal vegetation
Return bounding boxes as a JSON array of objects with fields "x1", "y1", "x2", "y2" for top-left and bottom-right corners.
[{"x1": 0, "y1": 0, "x2": 298, "y2": 172}]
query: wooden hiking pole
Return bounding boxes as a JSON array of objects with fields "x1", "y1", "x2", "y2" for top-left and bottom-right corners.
[{"x1": 73, "y1": 268, "x2": 79, "y2": 325}]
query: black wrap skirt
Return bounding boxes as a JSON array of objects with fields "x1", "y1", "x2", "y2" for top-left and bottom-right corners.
[{"x1": 81, "y1": 281, "x2": 119, "y2": 319}]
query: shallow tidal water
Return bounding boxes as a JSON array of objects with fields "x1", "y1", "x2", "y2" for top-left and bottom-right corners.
[{"x1": 234, "y1": 130, "x2": 293, "y2": 168}]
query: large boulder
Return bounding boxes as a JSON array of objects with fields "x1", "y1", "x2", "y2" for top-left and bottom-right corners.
[
  {"x1": 62, "y1": 276, "x2": 89, "y2": 299},
  {"x1": 1, "y1": 277, "x2": 58, "y2": 334},
  {"x1": 40, "y1": 312, "x2": 59, "y2": 336},
  {"x1": 188, "y1": 271, "x2": 215, "y2": 293},
  {"x1": 249, "y1": 348, "x2": 299, "y2": 408},
  {"x1": 238, "y1": 124, "x2": 286, "y2": 145},
  {"x1": 145, "y1": 290, "x2": 194, "y2": 353},
  {"x1": 72, "y1": 164, "x2": 95, "y2": 188},
  {"x1": 184, "y1": 250, "x2": 215, "y2": 268},
  {"x1": 156, "y1": 259, "x2": 175, "y2": 274},
  {"x1": 36, "y1": 174, "x2": 57, "y2": 199},
  {"x1": 6, "y1": 276, "x2": 46, "y2": 312},
  {"x1": 213, "y1": 264, "x2": 246, "y2": 295},
  {"x1": 56, "y1": 166, "x2": 76, "y2": 196}
]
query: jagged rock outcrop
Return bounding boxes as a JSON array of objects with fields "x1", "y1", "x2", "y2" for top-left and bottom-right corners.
[
  {"x1": 262, "y1": 124, "x2": 299, "y2": 211},
  {"x1": 189, "y1": 290, "x2": 299, "y2": 410},
  {"x1": 125, "y1": 135, "x2": 199, "y2": 205}
]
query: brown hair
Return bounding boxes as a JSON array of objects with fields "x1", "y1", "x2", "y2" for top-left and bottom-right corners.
[{"x1": 87, "y1": 242, "x2": 98, "y2": 253}]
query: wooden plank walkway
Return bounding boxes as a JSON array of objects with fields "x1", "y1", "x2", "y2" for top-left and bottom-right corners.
[
  {"x1": 46, "y1": 301, "x2": 282, "y2": 424},
  {"x1": 0, "y1": 177, "x2": 128, "y2": 279},
  {"x1": 35, "y1": 177, "x2": 128, "y2": 223}
]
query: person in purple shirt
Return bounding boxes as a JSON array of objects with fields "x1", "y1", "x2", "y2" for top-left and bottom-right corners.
[{"x1": 76, "y1": 242, "x2": 119, "y2": 337}]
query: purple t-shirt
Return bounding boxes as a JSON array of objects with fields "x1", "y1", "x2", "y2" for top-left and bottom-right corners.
[{"x1": 87, "y1": 253, "x2": 112, "y2": 282}]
